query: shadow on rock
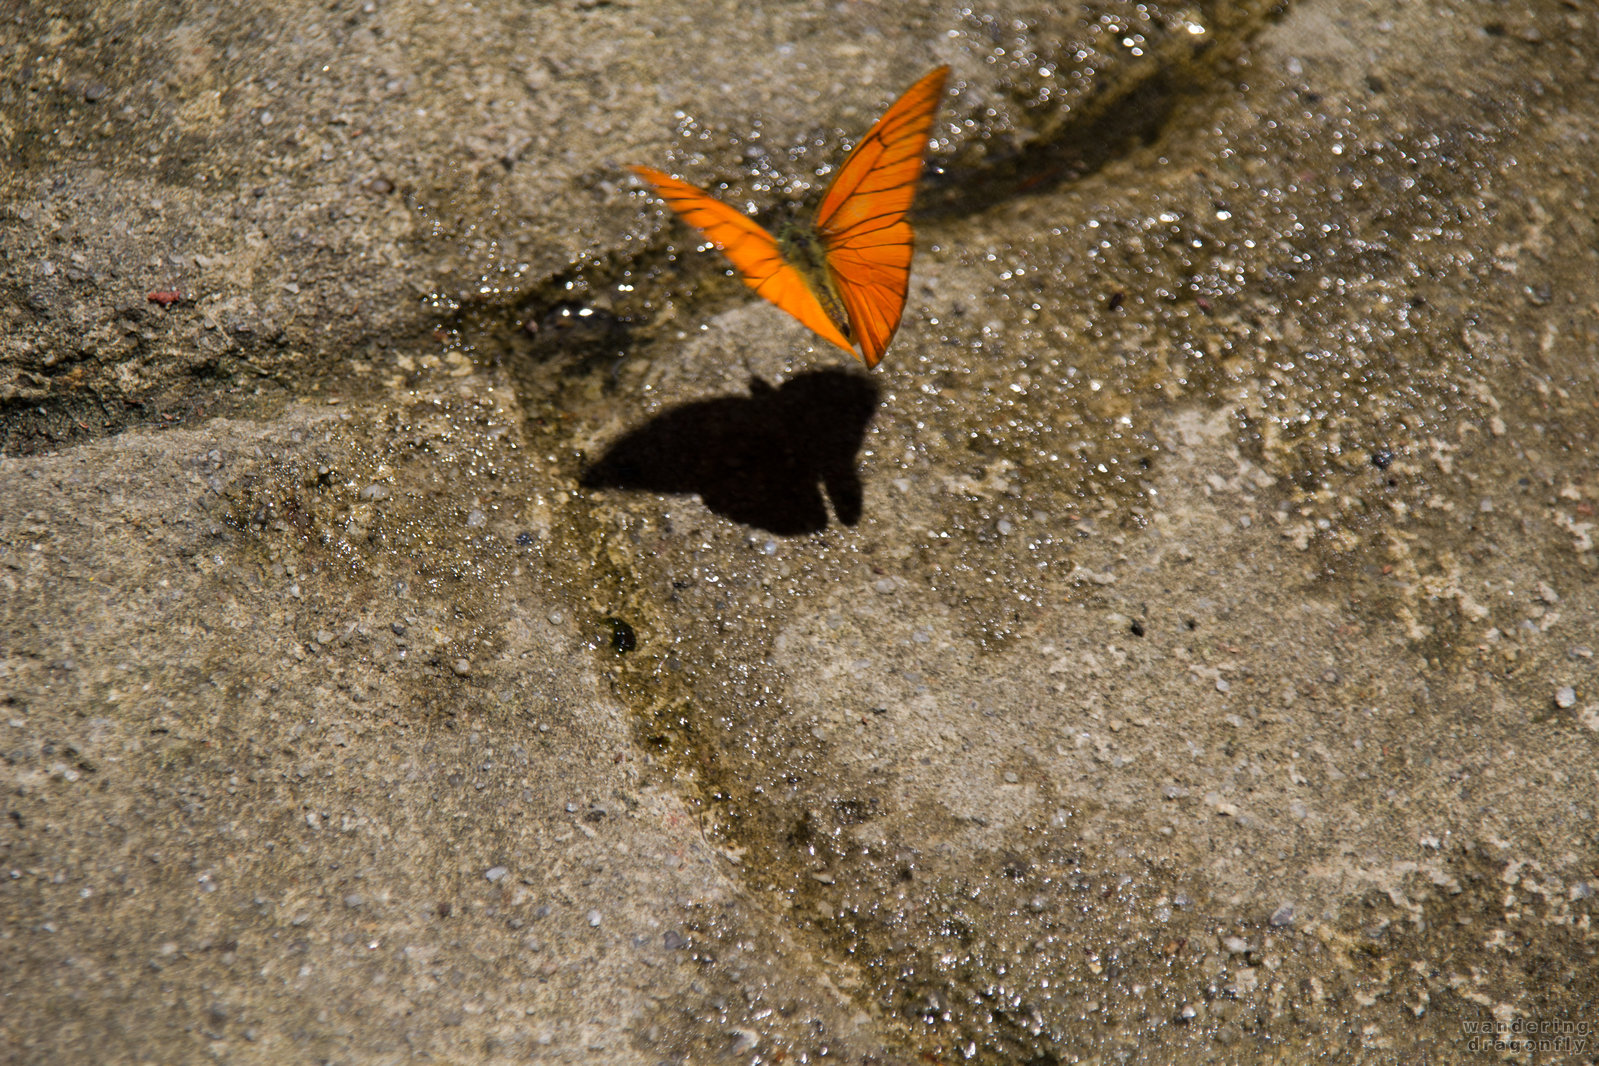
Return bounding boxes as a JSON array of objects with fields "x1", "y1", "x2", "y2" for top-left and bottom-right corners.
[{"x1": 581, "y1": 369, "x2": 880, "y2": 535}]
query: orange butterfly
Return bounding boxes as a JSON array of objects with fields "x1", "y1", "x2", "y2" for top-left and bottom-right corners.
[{"x1": 630, "y1": 65, "x2": 949, "y2": 369}]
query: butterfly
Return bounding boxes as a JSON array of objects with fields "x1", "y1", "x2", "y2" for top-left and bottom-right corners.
[{"x1": 629, "y1": 64, "x2": 949, "y2": 369}]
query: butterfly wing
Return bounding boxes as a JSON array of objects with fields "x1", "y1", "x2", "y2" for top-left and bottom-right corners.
[
  {"x1": 628, "y1": 165, "x2": 855, "y2": 355},
  {"x1": 814, "y1": 65, "x2": 949, "y2": 367}
]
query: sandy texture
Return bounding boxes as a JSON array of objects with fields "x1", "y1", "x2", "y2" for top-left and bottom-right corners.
[{"x1": 3, "y1": 0, "x2": 1596, "y2": 1062}]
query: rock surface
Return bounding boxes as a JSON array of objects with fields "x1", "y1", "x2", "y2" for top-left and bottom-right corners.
[{"x1": 4, "y1": 0, "x2": 1597, "y2": 1062}]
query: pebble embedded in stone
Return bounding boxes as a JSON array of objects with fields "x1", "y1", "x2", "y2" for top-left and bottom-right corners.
[
  {"x1": 1268, "y1": 904, "x2": 1295, "y2": 927},
  {"x1": 485, "y1": 866, "x2": 508, "y2": 883},
  {"x1": 1554, "y1": 686, "x2": 1576, "y2": 709},
  {"x1": 452, "y1": 659, "x2": 471, "y2": 677}
]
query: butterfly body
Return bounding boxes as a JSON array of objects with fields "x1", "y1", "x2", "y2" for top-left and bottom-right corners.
[
  {"x1": 630, "y1": 64, "x2": 950, "y2": 368},
  {"x1": 773, "y1": 222, "x2": 851, "y2": 343}
]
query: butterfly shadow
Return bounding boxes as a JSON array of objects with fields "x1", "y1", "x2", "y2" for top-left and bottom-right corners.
[{"x1": 580, "y1": 369, "x2": 880, "y2": 535}]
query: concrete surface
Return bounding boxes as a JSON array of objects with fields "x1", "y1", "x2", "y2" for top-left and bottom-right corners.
[{"x1": 3, "y1": 0, "x2": 1596, "y2": 1063}]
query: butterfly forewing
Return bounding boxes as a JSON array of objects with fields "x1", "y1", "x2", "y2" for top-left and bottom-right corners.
[
  {"x1": 629, "y1": 165, "x2": 854, "y2": 355},
  {"x1": 813, "y1": 65, "x2": 949, "y2": 367}
]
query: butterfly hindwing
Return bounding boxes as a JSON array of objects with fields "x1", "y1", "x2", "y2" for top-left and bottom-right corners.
[
  {"x1": 826, "y1": 220, "x2": 915, "y2": 369},
  {"x1": 628, "y1": 165, "x2": 854, "y2": 355}
]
